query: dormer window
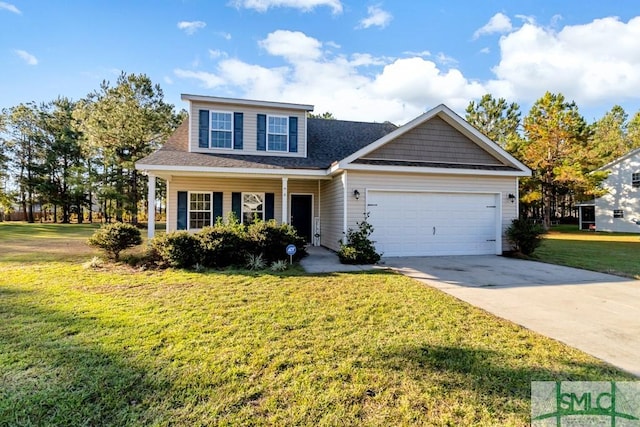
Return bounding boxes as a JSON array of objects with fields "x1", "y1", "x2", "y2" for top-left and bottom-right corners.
[
  {"x1": 210, "y1": 112, "x2": 233, "y2": 149},
  {"x1": 268, "y1": 115, "x2": 289, "y2": 151}
]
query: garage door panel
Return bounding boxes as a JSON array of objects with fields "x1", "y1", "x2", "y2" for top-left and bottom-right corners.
[{"x1": 368, "y1": 191, "x2": 498, "y2": 257}]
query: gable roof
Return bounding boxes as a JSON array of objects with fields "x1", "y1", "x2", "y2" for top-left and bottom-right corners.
[
  {"x1": 334, "y1": 104, "x2": 530, "y2": 175},
  {"x1": 136, "y1": 102, "x2": 530, "y2": 177},
  {"x1": 596, "y1": 147, "x2": 640, "y2": 171},
  {"x1": 136, "y1": 118, "x2": 397, "y2": 171}
]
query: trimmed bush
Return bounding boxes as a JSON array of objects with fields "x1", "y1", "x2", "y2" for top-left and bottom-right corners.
[
  {"x1": 338, "y1": 214, "x2": 381, "y2": 264},
  {"x1": 246, "y1": 219, "x2": 307, "y2": 263},
  {"x1": 151, "y1": 231, "x2": 203, "y2": 268},
  {"x1": 149, "y1": 214, "x2": 308, "y2": 270},
  {"x1": 198, "y1": 215, "x2": 249, "y2": 268},
  {"x1": 506, "y1": 218, "x2": 546, "y2": 255},
  {"x1": 87, "y1": 222, "x2": 142, "y2": 261}
]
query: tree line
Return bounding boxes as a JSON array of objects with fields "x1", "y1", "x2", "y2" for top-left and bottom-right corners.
[
  {"x1": 466, "y1": 92, "x2": 640, "y2": 228},
  {"x1": 0, "y1": 73, "x2": 184, "y2": 223}
]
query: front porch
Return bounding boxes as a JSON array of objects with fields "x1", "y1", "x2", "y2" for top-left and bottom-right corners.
[{"x1": 146, "y1": 173, "x2": 330, "y2": 246}]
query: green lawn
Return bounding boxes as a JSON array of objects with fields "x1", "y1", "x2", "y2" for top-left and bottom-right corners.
[
  {"x1": 0, "y1": 222, "x2": 635, "y2": 426},
  {"x1": 535, "y1": 226, "x2": 640, "y2": 279}
]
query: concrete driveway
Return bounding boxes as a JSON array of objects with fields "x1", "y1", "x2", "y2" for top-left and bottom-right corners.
[{"x1": 382, "y1": 255, "x2": 640, "y2": 377}]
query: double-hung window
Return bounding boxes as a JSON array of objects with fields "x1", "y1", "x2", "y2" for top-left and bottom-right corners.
[
  {"x1": 210, "y1": 112, "x2": 232, "y2": 149},
  {"x1": 242, "y1": 193, "x2": 264, "y2": 224},
  {"x1": 267, "y1": 116, "x2": 288, "y2": 151},
  {"x1": 189, "y1": 192, "x2": 211, "y2": 229},
  {"x1": 632, "y1": 172, "x2": 640, "y2": 188}
]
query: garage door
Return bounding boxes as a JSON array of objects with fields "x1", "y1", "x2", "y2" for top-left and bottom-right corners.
[{"x1": 367, "y1": 191, "x2": 498, "y2": 257}]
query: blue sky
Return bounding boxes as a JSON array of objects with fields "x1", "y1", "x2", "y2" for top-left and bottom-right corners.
[{"x1": 2, "y1": 0, "x2": 640, "y2": 124}]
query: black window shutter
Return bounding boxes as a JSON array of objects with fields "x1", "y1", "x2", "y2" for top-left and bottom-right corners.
[
  {"x1": 198, "y1": 110, "x2": 209, "y2": 148},
  {"x1": 177, "y1": 191, "x2": 188, "y2": 230},
  {"x1": 257, "y1": 114, "x2": 266, "y2": 151},
  {"x1": 233, "y1": 113, "x2": 243, "y2": 150},
  {"x1": 288, "y1": 116, "x2": 298, "y2": 153},
  {"x1": 265, "y1": 193, "x2": 275, "y2": 220},
  {"x1": 231, "y1": 192, "x2": 242, "y2": 222},
  {"x1": 213, "y1": 192, "x2": 223, "y2": 223}
]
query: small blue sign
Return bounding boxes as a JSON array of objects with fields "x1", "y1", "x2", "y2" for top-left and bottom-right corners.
[{"x1": 285, "y1": 244, "x2": 297, "y2": 256}]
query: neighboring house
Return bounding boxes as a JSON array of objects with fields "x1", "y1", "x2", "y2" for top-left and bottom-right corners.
[
  {"x1": 135, "y1": 94, "x2": 531, "y2": 257},
  {"x1": 578, "y1": 148, "x2": 640, "y2": 233}
]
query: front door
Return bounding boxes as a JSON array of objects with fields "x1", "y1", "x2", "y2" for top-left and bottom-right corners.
[{"x1": 290, "y1": 195, "x2": 312, "y2": 243}]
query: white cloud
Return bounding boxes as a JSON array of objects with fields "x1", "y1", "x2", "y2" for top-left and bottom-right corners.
[
  {"x1": 259, "y1": 30, "x2": 323, "y2": 61},
  {"x1": 175, "y1": 30, "x2": 487, "y2": 123},
  {"x1": 515, "y1": 14, "x2": 536, "y2": 25},
  {"x1": 174, "y1": 69, "x2": 225, "y2": 88},
  {"x1": 217, "y1": 32, "x2": 232, "y2": 40},
  {"x1": 174, "y1": 17, "x2": 640, "y2": 124},
  {"x1": 0, "y1": 1, "x2": 20, "y2": 14},
  {"x1": 403, "y1": 50, "x2": 431, "y2": 58},
  {"x1": 14, "y1": 49, "x2": 38, "y2": 65},
  {"x1": 479, "y1": 47, "x2": 490, "y2": 54},
  {"x1": 209, "y1": 49, "x2": 228, "y2": 59},
  {"x1": 473, "y1": 12, "x2": 512, "y2": 39},
  {"x1": 491, "y1": 16, "x2": 640, "y2": 106},
  {"x1": 325, "y1": 41, "x2": 341, "y2": 49},
  {"x1": 177, "y1": 21, "x2": 206, "y2": 35},
  {"x1": 436, "y1": 52, "x2": 458, "y2": 66},
  {"x1": 357, "y1": 5, "x2": 392, "y2": 29},
  {"x1": 164, "y1": 76, "x2": 174, "y2": 85},
  {"x1": 230, "y1": 0, "x2": 342, "y2": 14}
]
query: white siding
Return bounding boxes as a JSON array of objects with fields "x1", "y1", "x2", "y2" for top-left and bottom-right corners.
[
  {"x1": 188, "y1": 101, "x2": 307, "y2": 157},
  {"x1": 347, "y1": 171, "x2": 519, "y2": 251},
  {"x1": 319, "y1": 174, "x2": 345, "y2": 251},
  {"x1": 595, "y1": 153, "x2": 640, "y2": 233}
]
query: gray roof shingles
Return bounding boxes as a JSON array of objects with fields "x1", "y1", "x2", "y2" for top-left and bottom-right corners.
[{"x1": 137, "y1": 118, "x2": 398, "y2": 170}]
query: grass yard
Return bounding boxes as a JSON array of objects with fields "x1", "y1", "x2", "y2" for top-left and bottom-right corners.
[
  {"x1": 0, "y1": 222, "x2": 635, "y2": 426},
  {"x1": 536, "y1": 226, "x2": 640, "y2": 279}
]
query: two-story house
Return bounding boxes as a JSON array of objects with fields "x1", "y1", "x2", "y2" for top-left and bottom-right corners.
[
  {"x1": 578, "y1": 148, "x2": 640, "y2": 233},
  {"x1": 135, "y1": 94, "x2": 530, "y2": 257}
]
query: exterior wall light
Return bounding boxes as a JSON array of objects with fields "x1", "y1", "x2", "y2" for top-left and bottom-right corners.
[
  {"x1": 353, "y1": 189, "x2": 360, "y2": 200},
  {"x1": 508, "y1": 193, "x2": 516, "y2": 203}
]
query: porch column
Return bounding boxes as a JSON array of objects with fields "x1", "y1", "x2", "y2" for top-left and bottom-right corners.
[
  {"x1": 281, "y1": 177, "x2": 288, "y2": 224},
  {"x1": 147, "y1": 173, "x2": 156, "y2": 240}
]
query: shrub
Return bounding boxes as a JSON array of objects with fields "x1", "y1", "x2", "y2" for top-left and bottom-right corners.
[
  {"x1": 270, "y1": 260, "x2": 288, "y2": 272},
  {"x1": 82, "y1": 256, "x2": 104, "y2": 270},
  {"x1": 245, "y1": 253, "x2": 266, "y2": 270},
  {"x1": 198, "y1": 214, "x2": 249, "y2": 268},
  {"x1": 506, "y1": 218, "x2": 546, "y2": 255},
  {"x1": 149, "y1": 214, "x2": 309, "y2": 270},
  {"x1": 246, "y1": 219, "x2": 307, "y2": 263},
  {"x1": 150, "y1": 231, "x2": 203, "y2": 268},
  {"x1": 87, "y1": 222, "x2": 142, "y2": 261},
  {"x1": 338, "y1": 214, "x2": 381, "y2": 264}
]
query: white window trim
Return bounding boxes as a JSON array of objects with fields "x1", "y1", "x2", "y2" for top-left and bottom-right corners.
[
  {"x1": 209, "y1": 110, "x2": 234, "y2": 150},
  {"x1": 188, "y1": 191, "x2": 212, "y2": 230},
  {"x1": 266, "y1": 114, "x2": 289, "y2": 152},
  {"x1": 241, "y1": 192, "x2": 265, "y2": 224}
]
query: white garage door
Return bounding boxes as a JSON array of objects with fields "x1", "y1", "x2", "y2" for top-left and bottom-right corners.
[{"x1": 367, "y1": 191, "x2": 499, "y2": 257}]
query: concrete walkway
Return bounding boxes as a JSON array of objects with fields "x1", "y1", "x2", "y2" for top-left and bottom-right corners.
[
  {"x1": 300, "y1": 246, "x2": 377, "y2": 273},
  {"x1": 383, "y1": 255, "x2": 640, "y2": 377}
]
